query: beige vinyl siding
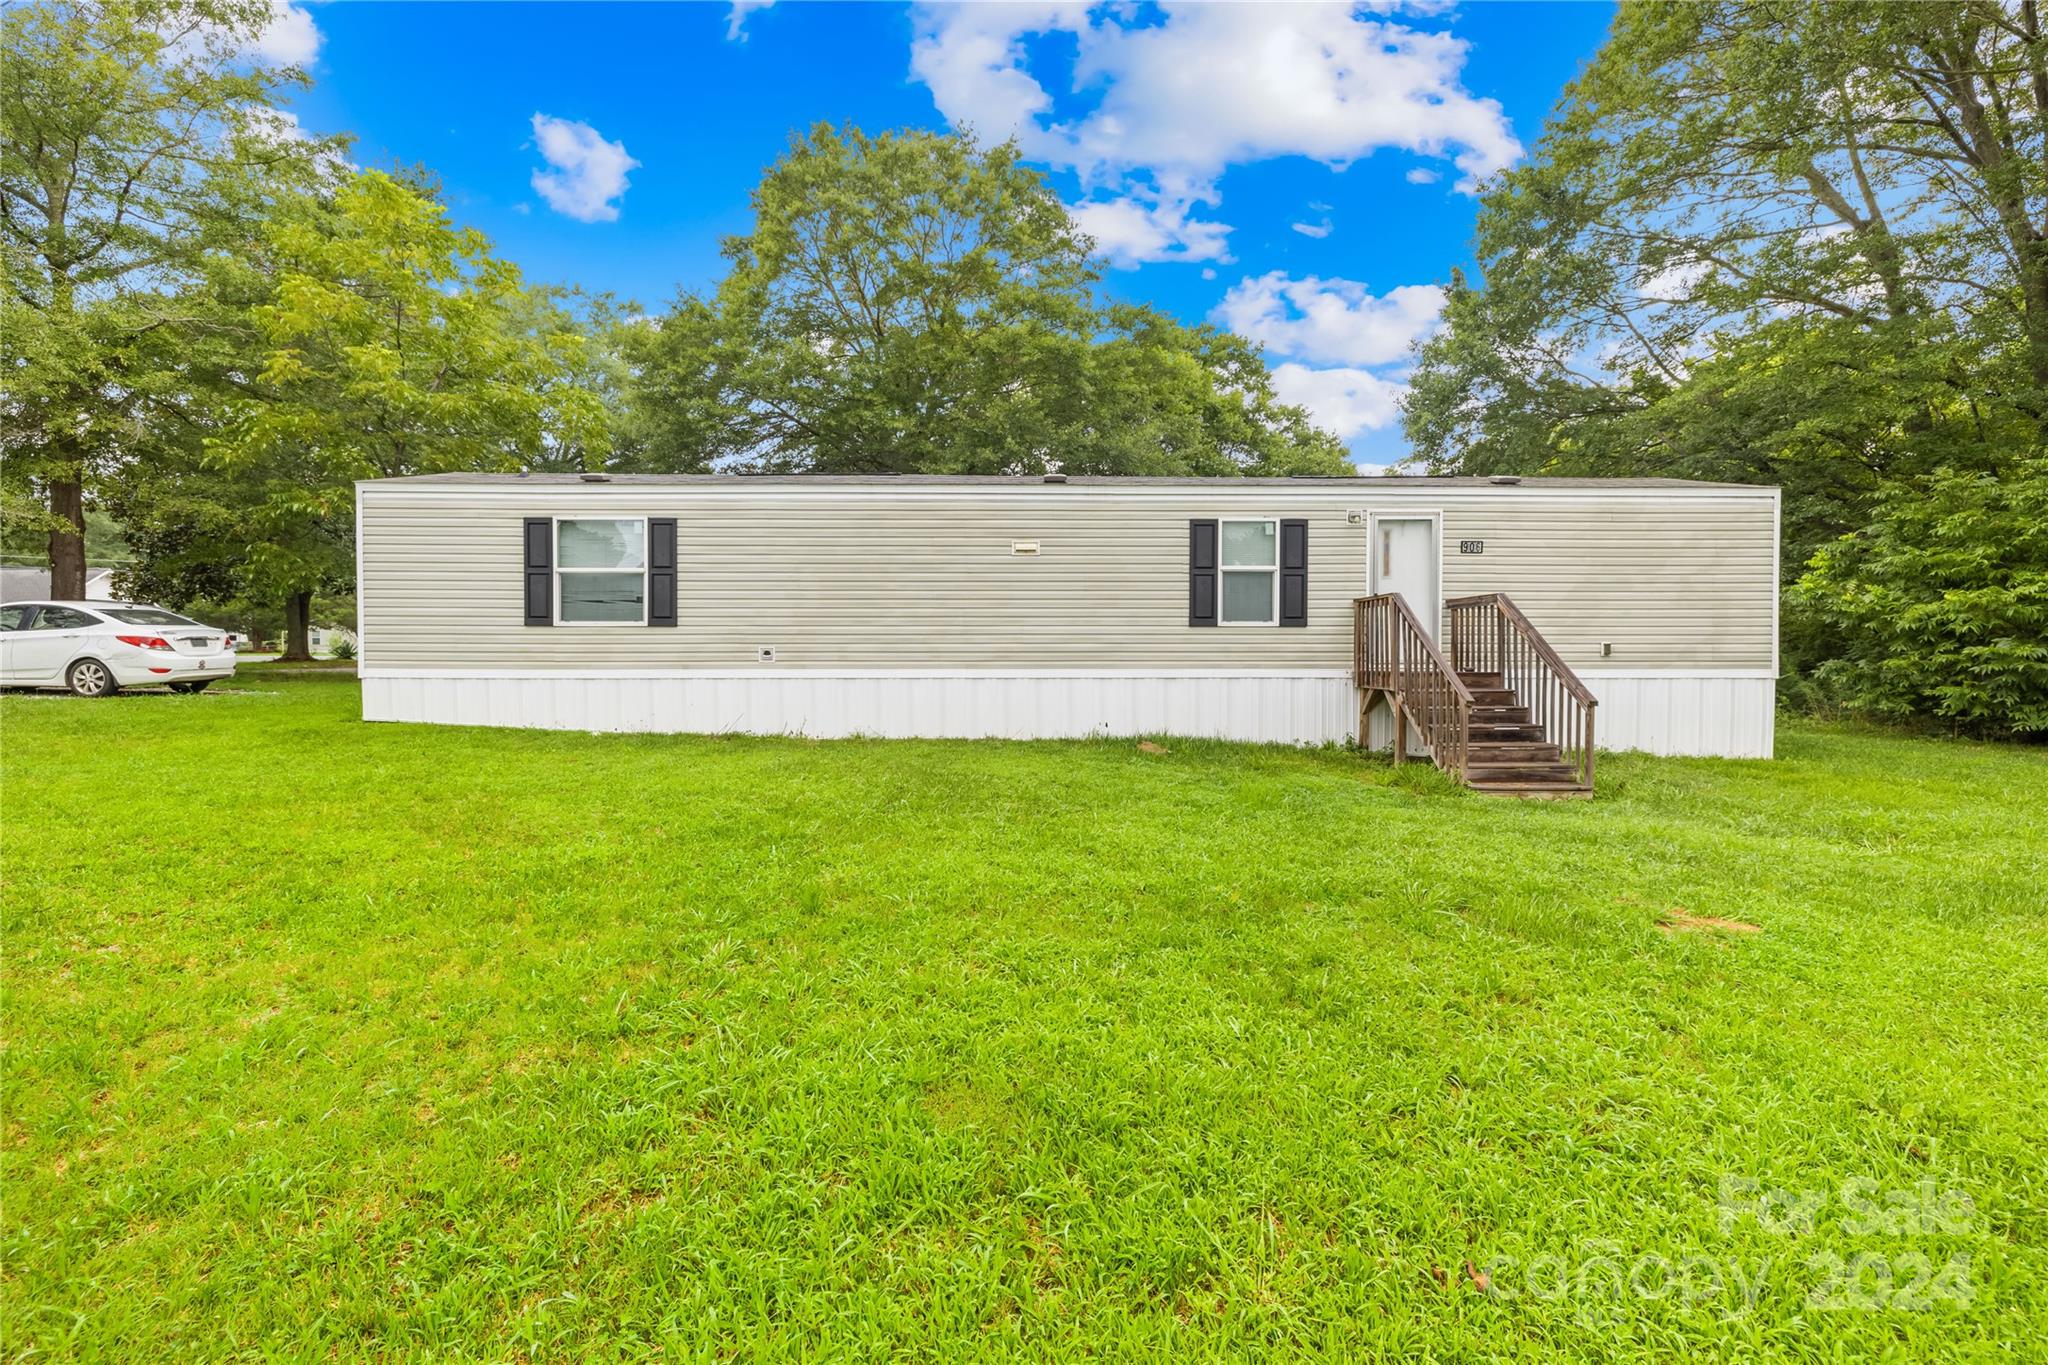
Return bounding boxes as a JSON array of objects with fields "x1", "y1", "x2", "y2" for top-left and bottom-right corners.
[
  {"x1": 1438, "y1": 498, "x2": 1779, "y2": 669},
  {"x1": 359, "y1": 484, "x2": 1776, "y2": 672}
]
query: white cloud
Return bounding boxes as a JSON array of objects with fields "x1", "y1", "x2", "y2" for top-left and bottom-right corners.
[
  {"x1": 1069, "y1": 193, "x2": 1231, "y2": 266},
  {"x1": 1213, "y1": 272, "x2": 1442, "y2": 445},
  {"x1": 252, "y1": 0, "x2": 321, "y2": 66},
  {"x1": 1405, "y1": 167, "x2": 1440, "y2": 185},
  {"x1": 1269, "y1": 363, "x2": 1407, "y2": 439},
  {"x1": 1291, "y1": 219, "x2": 1333, "y2": 239},
  {"x1": 726, "y1": 0, "x2": 774, "y2": 41},
  {"x1": 1639, "y1": 257, "x2": 1710, "y2": 301},
  {"x1": 241, "y1": 105, "x2": 309, "y2": 144},
  {"x1": 909, "y1": 2, "x2": 1522, "y2": 206},
  {"x1": 237, "y1": 106, "x2": 354, "y2": 177},
  {"x1": 1214, "y1": 272, "x2": 1444, "y2": 368},
  {"x1": 171, "y1": 0, "x2": 321, "y2": 68},
  {"x1": 530, "y1": 114, "x2": 640, "y2": 223},
  {"x1": 908, "y1": 3, "x2": 1081, "y2": 154}
]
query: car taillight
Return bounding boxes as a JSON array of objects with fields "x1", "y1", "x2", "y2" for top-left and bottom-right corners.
[
  {"x1": 224, "y1": 634, "x2": 236, "y2": 649},
  {"x1": 116, "y1": 634, "x2": 173, "y2": 651}
]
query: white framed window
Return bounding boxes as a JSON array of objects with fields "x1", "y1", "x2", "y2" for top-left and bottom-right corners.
[
  {"x1": 1218, "y1": 518, "x2": 1279, "y2": 625},
  {"x1": 555, "y1": 517, "x2": 647, "y2": 625}
]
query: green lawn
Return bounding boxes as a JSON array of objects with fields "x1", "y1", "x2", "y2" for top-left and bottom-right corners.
[{"x1": 4, "y1": 672, "x2": 2044, "y2": 1361}]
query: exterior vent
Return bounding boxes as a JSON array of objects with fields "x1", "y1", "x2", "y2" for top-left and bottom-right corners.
[
  {"x1": 1489, "y1": 475, "x2": 1523, "y2": 485},
  {"x1": 579, "y1": 472, "x2": 611, "y2": 483},
  {"x1": 1043, "y1": 473, "x2": 1068, "y2": 483}
]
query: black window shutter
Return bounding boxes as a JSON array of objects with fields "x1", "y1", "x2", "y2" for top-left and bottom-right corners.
[
  {"x1": 523, "y1": 518, "x2": 552, "y2": 626},
  {"x1": 648, "y1": 518, "x2": 677, "y2": 627},
  {"x1": 1279, "y1": 519, "x2": 1308, "y2": 627},
  {"x1": 1189, "y1": 519, "x2": 1218, "y2": 626}
]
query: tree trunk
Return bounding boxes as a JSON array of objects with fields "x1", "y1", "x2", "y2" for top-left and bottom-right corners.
[
  {"x1": 46, "y1": 244, "x2": 86, "y2": 600},
  {"x1": 280, "y1": 589, "x2": 315, "y2": 661},
  {"x1": 47, "y1": 476, "x2": 86, "y2": 600}
]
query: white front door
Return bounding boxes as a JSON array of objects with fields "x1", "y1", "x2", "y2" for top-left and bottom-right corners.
[{"x1": 1371, "y1": 516, "x2": 1441, "y2": 639}]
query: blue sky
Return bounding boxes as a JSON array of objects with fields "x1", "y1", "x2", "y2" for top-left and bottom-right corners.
[{"x1": 275, "y1": 2, "x2": 1615, "y2": 468}]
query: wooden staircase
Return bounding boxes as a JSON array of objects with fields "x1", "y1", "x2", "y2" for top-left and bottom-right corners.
[
  {"x1": 1454, "y1": 671, "x2": 1588, "y2": 796},
  {"x1": 1354, "y1": 593, "x2": 1596, "y2": 799}
]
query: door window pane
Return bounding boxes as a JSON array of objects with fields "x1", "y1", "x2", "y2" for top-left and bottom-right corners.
[
  {"x1": 1221, "y1": 570, "x2": 1275, "y2": 623},
  {"x1": 558, "y1": 519, "x2": 645, "y2": 570},
  {"x1": 33, "y1": 607, "x2": 98, "y2": 629},
  {"x1": 1221, "y1": 520, "x2": 1277, "y2": 567},
  {"x1": 0, "y1": 606, "x2": 28, "y2": 631},
  {"x1": 559, "y1": 572, "x2": 645, "y2": 623}
]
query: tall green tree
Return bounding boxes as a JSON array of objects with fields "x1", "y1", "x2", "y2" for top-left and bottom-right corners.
[
  {"x1": 1409, "y1": 3, "x2": 2048, "y2": 474},
  {"x1": 628, "y1": 124, "x2": 1350, "y2": 476},
  {"x1": 1403, "y1": 1, "x2": 2048, "y2": 732},
  {"x1": 1794, "y1": 455, "x2": 2048, "y2": 733},
  {"x1": 205, "y1": 170, "x2": 607, "y2": 657},
  {"x1": 0, "y1": 0, "x2": 331, "y2": 598}
]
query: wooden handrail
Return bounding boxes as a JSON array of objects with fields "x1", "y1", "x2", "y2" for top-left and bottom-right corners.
[
  {"x1": 1446, "y1": 593, "x2": 1599, "y2": 707},
  {"x1": 1353, "y1": 594, "x2": 1473, "y2": 776},
  {"x1": 1360, "y1": 595, "x2": 1476, "y2": 703},
  {"x1": 1444, "y1": 593, "x2": 1597, "y2": 790}
]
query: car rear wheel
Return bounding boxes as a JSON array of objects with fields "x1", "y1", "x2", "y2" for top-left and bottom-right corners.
[
  {"x1": 66, "y1": 659, "x2": 117, "y2": 698},
  {"x1": 168, "y1": 680, "x2": 212, "y2": 694}
]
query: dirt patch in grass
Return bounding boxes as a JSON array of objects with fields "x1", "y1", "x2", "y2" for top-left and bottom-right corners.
[{"x1": 1656, "y1": 909, "x2": 1762, "y2": 935}]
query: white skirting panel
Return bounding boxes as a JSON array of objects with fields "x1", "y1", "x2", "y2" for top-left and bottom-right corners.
[
  {"x1": 360, "y1": 670, "x2": 1775, "y2": 757},
  {"x1": 1577, "y1": 672, "x2": 1776, "y2": 759},
  {"x1": 360, "y1": 672, "x2": 1360, "y2": 746}
]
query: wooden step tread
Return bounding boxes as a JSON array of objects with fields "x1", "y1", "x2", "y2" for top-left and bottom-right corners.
[
  {"x1": 1467, "y1": 742, "x2": 1563, "y2": 760},
  {"x1": 1465, "y1": 782, "x2": 1593, "y2": 800}
]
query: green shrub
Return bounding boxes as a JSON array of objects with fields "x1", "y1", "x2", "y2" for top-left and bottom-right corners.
[{"x1": 1792, "y1": 456, "x2": 2048, "y2": 736}]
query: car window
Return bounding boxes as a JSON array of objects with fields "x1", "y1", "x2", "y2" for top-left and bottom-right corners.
[
  {"x1": 0, "y1": 605, "x2": 29, "y2": 632},
  {"x1": 32, "y1": 607, "x2": 100, "y2": 630},
  {"x1": 102, "y1": 607, "x2": 202, "y2": 627}
]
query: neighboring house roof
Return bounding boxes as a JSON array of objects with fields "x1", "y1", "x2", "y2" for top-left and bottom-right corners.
[
  {"x1": 1, "y1": 566, "x2": 115, "y2": 602},
  {"x1": 365, "y1": 473, "x2": 1772, "y2": 490}
]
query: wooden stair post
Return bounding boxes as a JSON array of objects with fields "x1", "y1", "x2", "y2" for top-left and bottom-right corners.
[{"x1": 1389, "y1": 603, "x2": 1406, "y2": 767}]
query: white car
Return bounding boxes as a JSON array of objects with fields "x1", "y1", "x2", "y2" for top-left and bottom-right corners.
[{"x1": 0, "y1": 600, "x2": 238, "y2": 696}]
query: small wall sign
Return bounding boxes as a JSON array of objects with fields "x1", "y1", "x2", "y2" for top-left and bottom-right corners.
[{"x1": 1460, "y1": 539, "x2": 1485, "y2": 555}]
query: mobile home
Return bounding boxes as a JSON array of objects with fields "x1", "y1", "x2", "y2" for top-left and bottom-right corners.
[{"x1": 355, "y1": 474, "x2": 1780, "y2": 788}]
